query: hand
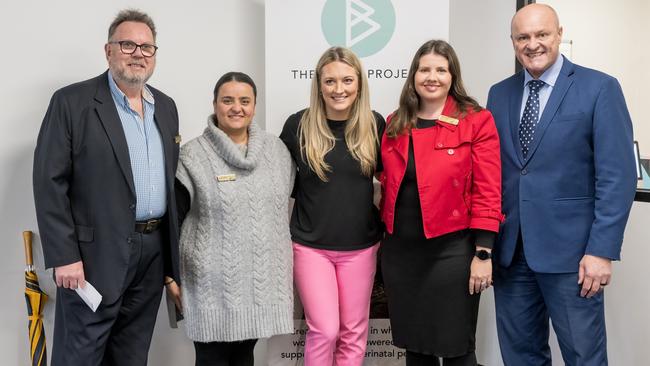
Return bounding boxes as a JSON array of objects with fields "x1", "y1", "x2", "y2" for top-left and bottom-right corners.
[
  {"x1": 578, "y1": 254, "x2": 612, "y2": 298},
  {"x1": 165, "y1": 277, "x2": 183, "y2": 313},
  {"x1": 54, "y1": 261, "x2": 85, "y2": 289},
  {"x1": 469, "y1": 250, "x2": 492, "y2": 295}
]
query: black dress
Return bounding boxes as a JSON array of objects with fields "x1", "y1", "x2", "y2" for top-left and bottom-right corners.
[{"x1": 381, "y1": 119, "x2": 489, "y2": 357}]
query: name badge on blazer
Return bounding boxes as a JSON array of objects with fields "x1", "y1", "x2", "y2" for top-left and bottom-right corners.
[
  {"x1": 216, "y1": 174, "x2": 236, "y2": 182},
  {"x1": 438, "y1": 115, "x2": 459, "y2": 126},
  {"x1": 174, "y1": 135, "x2": 182, "y2": 144}
]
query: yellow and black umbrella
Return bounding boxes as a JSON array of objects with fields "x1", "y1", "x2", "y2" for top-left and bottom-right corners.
[{"x1": 23, "y1": 230, "x2": 48, "y2": 366}]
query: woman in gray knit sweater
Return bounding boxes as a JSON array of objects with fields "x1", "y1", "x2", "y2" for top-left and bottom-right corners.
[{"x1": 167, "y1": 72, "x2": 295, "y2": 366}]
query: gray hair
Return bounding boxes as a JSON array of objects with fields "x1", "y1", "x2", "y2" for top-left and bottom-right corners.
[{"x1": 108, "y1": 9, "x2": 156, "y2": 41}]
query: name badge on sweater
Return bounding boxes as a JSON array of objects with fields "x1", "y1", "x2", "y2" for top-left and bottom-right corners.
[{"x1": 216, "y1": 174, "x2": 236, "y2": 182}]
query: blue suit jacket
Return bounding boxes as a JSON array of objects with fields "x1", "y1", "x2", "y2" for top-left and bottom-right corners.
[{"x1": 487, "y1": 57, "x2": 636, "y2": 273}]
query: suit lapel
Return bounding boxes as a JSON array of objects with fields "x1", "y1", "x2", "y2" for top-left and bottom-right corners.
[
  {"x1": 524, "y1": 59, "x2": 575, "y2": 164},
  {"x1": 508, "y1": 72, "x2": 525, "y2": 166},
  {"x1": 94, "y1": 71, "x2": 136, "y2": 196},
  {"x1": 152, "y1": 94, "x2": 174, "y2": 183}
]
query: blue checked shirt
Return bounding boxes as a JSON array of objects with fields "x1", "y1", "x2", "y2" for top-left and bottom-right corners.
[{"x1": 108, "y1": 71, "x2": 166, "y2": 220}]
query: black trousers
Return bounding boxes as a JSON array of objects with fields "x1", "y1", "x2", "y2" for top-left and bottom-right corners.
[
  {"x1": 406, "y1": 350, "x2": 477, "y2": 366},
  {"x1": 51, "y1": 230, "x2": 164, "y2": 366},
  {"x1": 194, "y1": 339, "x2": 258, "y2": 366}
]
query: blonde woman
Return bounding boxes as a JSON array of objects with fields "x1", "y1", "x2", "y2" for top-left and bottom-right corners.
[{"x1": 279, "y1": 47, "x2": 384, "y2": 365}]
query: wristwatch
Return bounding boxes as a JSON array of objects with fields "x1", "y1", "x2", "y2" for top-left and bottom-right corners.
[{"x1": 475, "y1": 250, "x2": 492, "y2": 260}]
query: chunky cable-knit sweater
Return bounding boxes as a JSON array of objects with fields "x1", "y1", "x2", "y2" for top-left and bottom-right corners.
[{"x1": 176, "y1": 117, "x2": 295, "y2": 342}]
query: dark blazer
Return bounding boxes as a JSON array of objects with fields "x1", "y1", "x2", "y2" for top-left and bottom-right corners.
[
  {"x1": 33, "y1": 71, "x2": 180, "y2": 304},
  {"x1": 487, "y1": 57, "x2": 636, "y2": 273}
]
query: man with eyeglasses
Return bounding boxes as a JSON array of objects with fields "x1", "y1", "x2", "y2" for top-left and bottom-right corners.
[{"x1": 33, "y1": 9, "x2": 180, "y2": 366}]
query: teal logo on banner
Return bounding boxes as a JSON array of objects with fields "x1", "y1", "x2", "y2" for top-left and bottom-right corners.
[{"x1": 321, "y1": 0, "x2": 396, "y2": 57}]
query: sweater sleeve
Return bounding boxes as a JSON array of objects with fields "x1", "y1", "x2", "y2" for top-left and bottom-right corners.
[{"x1": 175, "y1": 149, "x2": 196, "y2": 231}]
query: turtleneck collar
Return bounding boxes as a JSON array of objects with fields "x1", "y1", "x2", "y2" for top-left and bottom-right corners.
[{"x1": 202, "y1": 115, "x2": 263, "y2": 171}]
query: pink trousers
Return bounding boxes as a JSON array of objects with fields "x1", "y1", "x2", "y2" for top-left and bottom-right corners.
[{"x1": 293, "y1": 243, "x2": 379, "y2": 366}]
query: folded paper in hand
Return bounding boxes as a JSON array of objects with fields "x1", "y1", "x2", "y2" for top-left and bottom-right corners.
[{"x1": 75, "y1": 281, "x2": 102, "y2": 312}]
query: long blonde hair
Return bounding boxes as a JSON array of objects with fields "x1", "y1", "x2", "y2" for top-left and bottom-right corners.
[{"x1": 299, "y1": 47, "x2": 378, "y2": 181}]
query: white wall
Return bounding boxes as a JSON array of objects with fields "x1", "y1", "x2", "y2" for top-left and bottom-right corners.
[
  {"x1": 450, "y1": 0, "x2": 515, "y2": 106},
  {"x1": 0, "y1": 1, "x2": 647, "y2": 365}
]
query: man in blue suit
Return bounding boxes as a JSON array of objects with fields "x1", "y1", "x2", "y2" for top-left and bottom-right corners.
[{"x1": 487, "y1": 4, "x2": 636, "y2": 365}]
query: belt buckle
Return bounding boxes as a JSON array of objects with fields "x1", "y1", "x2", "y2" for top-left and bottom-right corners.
[{"x1": 144, "y1": 219, "x2": 158, "y2": 234}]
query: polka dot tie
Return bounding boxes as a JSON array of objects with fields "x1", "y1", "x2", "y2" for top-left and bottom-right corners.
[{"x1": 519, "y1": 79, "x2": 545, "y2": 158}]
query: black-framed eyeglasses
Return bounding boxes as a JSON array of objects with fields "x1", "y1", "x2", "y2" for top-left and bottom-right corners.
[{"x1": 109, "y1": 40, "x2": 158, "y2": 57}]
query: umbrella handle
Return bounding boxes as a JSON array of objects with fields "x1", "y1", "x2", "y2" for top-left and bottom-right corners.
[{"x1": 23, "y1": 230, "x2": 33, "y2": 267}]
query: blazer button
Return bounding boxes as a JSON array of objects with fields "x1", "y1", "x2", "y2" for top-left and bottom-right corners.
[
  {"x1": 129, "y1": 203, "x2": 136, "y2": 211},
  {"x1": 127, "y1": 237, "x2": 133, "y2": 244},
  {"x1": 447, "y1": 149, "x2": 454, "y2": 155},
  {"x1": 452, "y1": 179, "x2": 459, "y2": 187},
  {"x1": 521, "y1": 169, "x2": 528, "y2": 175},
  {"x1": 437, "y1": 142, "x2": 443, "y2": 148},
  {"x1": 452, "y1": 209, "x2": 460, "y2": 217}
]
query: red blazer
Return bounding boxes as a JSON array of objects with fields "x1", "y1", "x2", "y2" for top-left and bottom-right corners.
[{"x1": 380, "y1": 96, "x2": 504, "y2": 239}]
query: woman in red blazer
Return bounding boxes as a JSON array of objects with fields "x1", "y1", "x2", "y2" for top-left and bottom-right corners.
[{"x1": 380, "y1": 39, "x2": 503, "y2": 366}]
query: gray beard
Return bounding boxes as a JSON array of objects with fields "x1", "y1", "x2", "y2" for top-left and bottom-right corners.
[{"x1": 112, "y1": 68, "x2": 151, "y2": 88}]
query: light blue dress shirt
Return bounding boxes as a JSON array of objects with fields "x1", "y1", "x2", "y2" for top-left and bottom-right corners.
[
  {"x1": 520, "y1": 54, "x2": 564, "y2": 118},
  {"x1": 107, "y1": 71, "x2": 167, "y2": 220}
]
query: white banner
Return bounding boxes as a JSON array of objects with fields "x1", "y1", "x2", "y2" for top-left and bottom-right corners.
[
  {"x1": 265, "y1": 0, "x2": 450, "y2": 134},
  {"x1": 267, "y1": 319, "x2": 406, "y2": 366},
  {"x1": 265, "y1": 1, "x2": 449, "y2": 364}
]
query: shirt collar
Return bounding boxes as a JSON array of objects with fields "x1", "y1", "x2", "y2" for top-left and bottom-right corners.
[
  {"x1": 107, "y1": 70, "x2": 155, "y2": 108},
  {"x1": 523, "y1": 54, "x2": 564, "y2": 88}
]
